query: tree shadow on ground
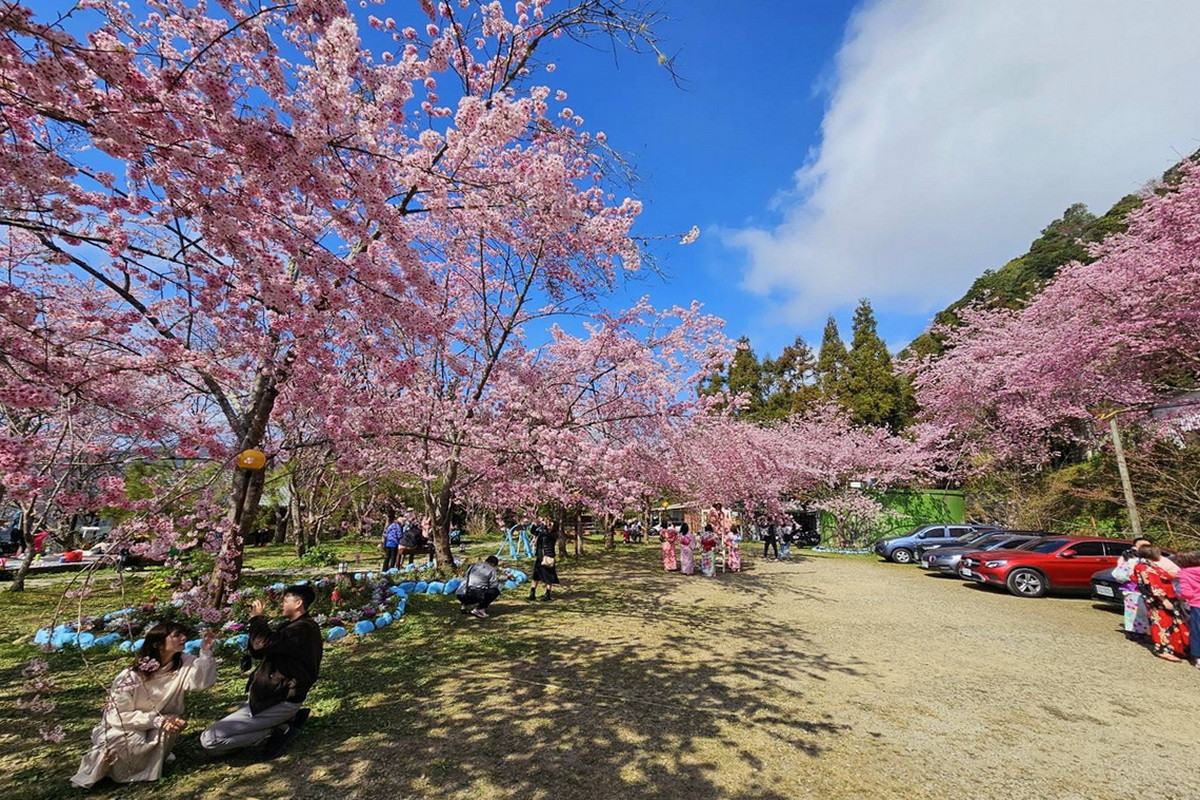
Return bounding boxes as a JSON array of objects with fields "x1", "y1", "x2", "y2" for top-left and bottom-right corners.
[{"x1": 8, "y1": 547, "x2": 864, "y2": 800}]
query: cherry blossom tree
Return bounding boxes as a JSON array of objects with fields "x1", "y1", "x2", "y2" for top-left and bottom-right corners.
[
  {"x1": 1, "y1": 0, "x2": 679, "y2": 599},
  {"x1": 914, "y1": 162, "x2": 1200, "y2": 471}
]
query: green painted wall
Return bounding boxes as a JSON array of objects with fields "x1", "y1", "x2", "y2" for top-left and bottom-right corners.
[
  {"x1": 817, "y1": 488, "x2": 966, "y2": 547},
  {"x1": 877, "y1": 489, "x2": 965, "y2": 535}
]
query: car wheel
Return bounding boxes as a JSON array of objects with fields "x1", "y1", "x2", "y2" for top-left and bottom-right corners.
[
  {"x1": 891, "y1": 548, "x2": 914, "y2": 564},
  {"x1": 1006, "y1": 568, "x2": 1047, "y2": 598}
]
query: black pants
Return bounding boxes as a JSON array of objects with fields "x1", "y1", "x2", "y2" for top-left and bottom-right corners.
[
  {"x1": 459, "y1": 587, "x2": 500, "y2": 609},
  {"x1": 763, "y1": 540, "x2": 778, "y2": 558},
  {"x1": 383, "y1": 546, "x2": 398, "y2": 571}
]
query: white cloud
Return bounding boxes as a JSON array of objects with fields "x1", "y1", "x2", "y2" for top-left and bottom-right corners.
[{"x1": 724, "y1": 0, "x2": 1200, "y2": 323}]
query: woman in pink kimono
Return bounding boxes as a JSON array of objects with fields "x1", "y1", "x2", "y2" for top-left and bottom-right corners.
[
  {"x1": 678, "y1": 523, "x2": 695, "y2": 575},
  {"x1": 71, "y1": 623, "x2": 218, "y2": 788},
  {"x1": 724, "y1": 525, "x2": 742, "y2": 572},
  {"x1": 660, "y1": 524, "x2": 678, "y2": 571},
  {"x1": 706, "y1": 502, "x2": 732, "y2": 538},
  {"x1": 699, "y1": 524, "x2": 718, "y2": 577}
]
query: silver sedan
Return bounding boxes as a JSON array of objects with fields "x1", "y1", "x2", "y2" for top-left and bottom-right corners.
[{"x1": 919, "y1": 535, "x2": 1039, "y2": 574}]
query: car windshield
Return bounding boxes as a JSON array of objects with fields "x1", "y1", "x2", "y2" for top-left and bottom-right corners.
[
  {"x1": 990, "y1": 537, "x2": 1030, "y2": 549},
  {"x1": 971, "y1": 534, "x2": 1012, "y2": 548},
  {"x1": 1016, "y1": 538, "x2": 1069, "y2": 554}
]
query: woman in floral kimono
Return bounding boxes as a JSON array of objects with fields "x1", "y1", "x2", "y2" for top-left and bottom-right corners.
[
  {"x1": 678, "y1": 523, "x2": 695, "y2": 575},
  {"x1": 699, "y1": 524, "x2": 717, "y2": 577},
  {"x1": 724, "y1": 525, "x2": 742, "y2": 572},
  {"x1": 72, "y1": 623, "x2": 218, "y2": 788},
  {"x1": 660, "y1": 523, "x2": 678, "y2": 571},
  {"x1": 1133, "y1": 545, "x2": 1190, "y2": 662}
]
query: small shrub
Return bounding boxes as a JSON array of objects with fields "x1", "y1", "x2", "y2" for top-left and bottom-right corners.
[{"x1": 299, "y1": 543, "x2": 338, "y2": 567}]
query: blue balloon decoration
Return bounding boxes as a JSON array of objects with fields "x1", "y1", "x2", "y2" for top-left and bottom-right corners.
[
  {"x1": 118, "y1": 639, "x2": 135, "y2": 652},
  {"x1": 374, "y1": 613, "x2": 392, "y2": 629},
  {"x1": 426, "y1": 581, "x2": 444, "y2": 594},
  {"x1": 414, "y1": 581, "x2": 428, "y2": 593},
  {"x1": 94, "y1": 633, "x2": 121, "y2": 648},
  {"x1": 326, "y1": 626, "x2": 348, "y2": 642},
  {"x1": 389, "y1": 586, "x2": 408, "y2": 597},
  {"x1": 353, "y1": 620, "x2": 374, "y2": 636},
  {"x1": 443, "y1": 578, "x2": 461, "y2": 594},
  {"x1": 504, "y1": 580, "x2": 516, "y2": 590},
  {"x1": 398, "y1": 582, "x2": 417, "y2": 593},
  {"x1": 183, "y1": 639, "x2": 201, "y2": 655},
  {"x1": 76, "y1": 632, "x2": 96, "y2": 649},
  {"x1": 34, "y1": 628, "x2": 51, "y2": 646}
]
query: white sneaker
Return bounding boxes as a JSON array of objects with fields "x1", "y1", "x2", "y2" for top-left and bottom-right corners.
[{"x1": 471, "y1": 609, "x2": 488, "y2": 618}]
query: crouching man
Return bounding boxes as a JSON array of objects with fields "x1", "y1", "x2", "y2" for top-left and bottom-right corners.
[
  {"x1": 457, "y1": 556, "x2": 502, "y2": 618},
  {"x1": 201, "y1": 583, "x2": 323, "y2": 760}
]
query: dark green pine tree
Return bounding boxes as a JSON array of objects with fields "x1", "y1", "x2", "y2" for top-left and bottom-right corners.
[
  {"x1": 761, "y1": 335, "x2": 821, "y2": 419},
  {"x1": 727, "y1": 336, "x2": 765, "y2": 417},
  {"x1": 814, "y1": 315, "x2": 848, "y2": 402},
  {"x1": 845, "y1": 298, "x2": 905, "y2": 430}
]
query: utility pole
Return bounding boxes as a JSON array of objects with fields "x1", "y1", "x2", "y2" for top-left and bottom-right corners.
[{"x1": 1102, "y1": 411, "x2": 1143, "y2": 538}]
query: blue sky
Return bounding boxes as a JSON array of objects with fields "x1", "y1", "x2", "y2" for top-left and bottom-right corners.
[
  {"x1": 533, "y1": 0, "x2": 1200, "y2": 359},
  {"x1": 34, "y1": 0, "x2": 1200, "y2": 360}
]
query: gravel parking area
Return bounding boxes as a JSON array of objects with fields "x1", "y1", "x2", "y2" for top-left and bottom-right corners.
[{"x1": 733, "y1": 553, "x2": 1200, "y2": 800}]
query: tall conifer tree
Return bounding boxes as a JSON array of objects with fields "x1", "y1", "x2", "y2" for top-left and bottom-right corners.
[
  {"x1": 815, "y1": 316, "x2": 849, "y2": 402},
  {"x1": 845, "y1": 299, "x2": 905, "y2": 430}
]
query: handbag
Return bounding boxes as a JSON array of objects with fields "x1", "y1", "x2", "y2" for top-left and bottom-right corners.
[{"x1": 541, "y1": 555, "x2": 556, "y2": 568}]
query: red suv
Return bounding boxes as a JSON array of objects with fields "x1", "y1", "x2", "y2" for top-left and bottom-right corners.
[{"x1": 957, "y1": 536, "x2": 1133, "y2": 598}]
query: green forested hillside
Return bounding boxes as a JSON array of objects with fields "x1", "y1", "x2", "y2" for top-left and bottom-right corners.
[
  {"x1": 907, "y1": 150, "x2": 1200, "y2": 358},
  {"x1": 905, "y1": 194, "x2": 1141, "y2": 357}
]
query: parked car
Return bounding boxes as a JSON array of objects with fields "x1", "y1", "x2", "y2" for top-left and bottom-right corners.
[
  {"x1": 958, "y1": 536, "x2": 1133, "y2": 598},
  {"x1": 919, "y1": 533, "x2": 1041, "y2": 575},
  {"x1": 1090, "y1": 568, "x2": 1124, "y2": 605},
  {"x1": 873, "y1": 523, "x2": 999, "y2": 564},
  {"x1": 912, "y1": 528, "x2": 1023, "y2": 559}
]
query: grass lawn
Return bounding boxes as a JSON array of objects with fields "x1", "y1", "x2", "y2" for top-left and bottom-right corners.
[{"x1": 0, "y1": 535, "x2": 676, "y2": 799}]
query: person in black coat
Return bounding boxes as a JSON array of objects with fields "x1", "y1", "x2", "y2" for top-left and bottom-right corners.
[
  {"x1": 528, "y1": 517, "x2": 560, "y2": 601},
  {"x1": 762, "y1": 522, "x2": 779, "y2": 560},
  {"x1": 200, "y1": 584, "x2": 323, "y2": 759}
]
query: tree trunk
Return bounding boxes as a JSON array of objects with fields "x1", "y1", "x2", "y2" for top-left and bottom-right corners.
[
  {"x1": 291, "y1": 485, "x2": 307, "y2": 559},
  {"x1": 8, "y1": 503, "x2": 40, "y2": 592},
  {"x1": 574, "y1": 510, "x2": 584, "y2": 557},
  {"x1": 425, "y1": 472, "x2": 458, "y2": 569},
  {"x1": 8, "y1": 524, "x2": 35, "y2": 592},
  {"x1": 557, "y1": 509, "x2": 569, "y2": 558},
  {"x1": 603, "y1": 513, "x2": 615, "y2": 550},
  {"x1": 273, "y1": 504, "x2": 288, "y2": 544},
  {"x1": 207, "y1": 354, "x2": 290, "y2": 607}
]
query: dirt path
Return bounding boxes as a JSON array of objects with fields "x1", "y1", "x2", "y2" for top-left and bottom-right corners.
[{"x1": 59, "y1": 550, "x2": 1199, "y2": 800}]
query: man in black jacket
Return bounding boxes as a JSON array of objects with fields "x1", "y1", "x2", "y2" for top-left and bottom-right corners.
[{"x1": 201, "y1": 584, "x2": 323, "y2": 759}]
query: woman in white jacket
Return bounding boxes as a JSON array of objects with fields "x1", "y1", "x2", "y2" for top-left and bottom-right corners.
[{"x1": 71, "y1": 622, "x2": 218, "y2": 787}]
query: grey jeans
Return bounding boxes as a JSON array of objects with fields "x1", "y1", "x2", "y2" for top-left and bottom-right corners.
[{"x1": 199, "y1": 701, "x2": 301, "y2": 755}]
